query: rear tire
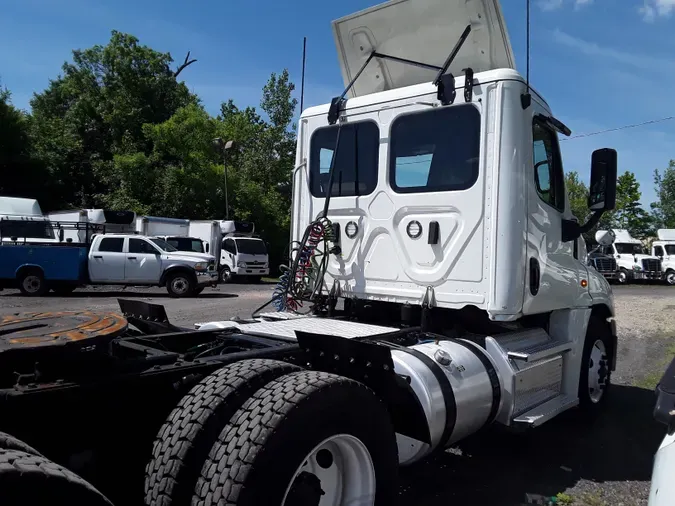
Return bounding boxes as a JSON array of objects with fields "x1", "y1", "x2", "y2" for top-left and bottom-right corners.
[
  {"x1": 578, "y1": 316, "x2": 612, "y2": 415},
  {"x1": 17, "y1": 269, "x2": 47, "y2": 296},
  {"x1": 166, "y1": 271, "x2": 195, "y2": 298},
  {"x1": 144, "y1": 359, "x2": 302, "y2": 506},
  {"x1": 0, "y1": 449, "x2": 113, "y2": 506},
  {"x1": 192, "y1": 371, "x2": 399, "y2": 506},
  {"x1": 0, "y1": 431, "x2": 42, "y2": 457}
]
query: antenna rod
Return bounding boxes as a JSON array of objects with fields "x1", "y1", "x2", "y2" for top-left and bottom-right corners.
[
  {"x1": 526, "y1": 0, "x2": 530, "y2": 92},
  {"x1": 300, "y1": 36, "x2": 307, "y2": 114}
]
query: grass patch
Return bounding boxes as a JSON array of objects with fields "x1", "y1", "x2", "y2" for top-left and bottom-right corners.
[
  {"x1": 636, "y1": 343, "x2": 675, "y2": 390},
  {"x1": 262, "y1": 276, "x2": 279, "y2": 283},
  {"x1": 554, "y1": 492, "x2": 607, "y2": 506}
]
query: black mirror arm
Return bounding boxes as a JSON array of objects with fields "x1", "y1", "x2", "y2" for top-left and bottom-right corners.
[{"x1": 562, "y1": 210, "x2": 604, "y2": 242}]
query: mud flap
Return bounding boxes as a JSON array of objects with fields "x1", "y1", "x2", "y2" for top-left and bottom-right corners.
[{"x1": 295, "y1": 330, "x2": 431, "y2": 444}]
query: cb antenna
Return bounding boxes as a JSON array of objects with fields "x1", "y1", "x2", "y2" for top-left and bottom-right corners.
[
  {"x1": 521, "y1": 0, "x2": 532, "y2": 109},
  {"x1": 300, "y1": 37, "x2": 307, "y2": 114}
]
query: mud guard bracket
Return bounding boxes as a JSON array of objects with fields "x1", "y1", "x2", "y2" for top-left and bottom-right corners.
[{"x1": 295, "y1": 330, "x2": 431, "y2": 444}]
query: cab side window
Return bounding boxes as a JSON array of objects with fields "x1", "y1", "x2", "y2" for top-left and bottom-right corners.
[
  {"x1": 533, "y1": 121, "x2": 565, "y2": 212},
  {"x1": 655, "y1": 245, "x2": 664, "y2": 257},
  {"x1": 223, "y1": 238, "x2": 237, "y2": 255}
]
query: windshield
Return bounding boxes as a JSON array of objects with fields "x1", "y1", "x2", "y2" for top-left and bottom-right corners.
[
  {"x1": 615, "y1": 243, "x2": 646, "y2": 255},
  {"x1": 666, "y1": 245, "x2": 675, "y2": 255},
  {"x1": 235, "y1": 239, "x2": 267, "y2": 255},
  {"x1": 149, "y1": 237, "x2": 178, "y2": 252},
  {"x1": 166, "y1": 237, "x2": 204, "y2": 253}
]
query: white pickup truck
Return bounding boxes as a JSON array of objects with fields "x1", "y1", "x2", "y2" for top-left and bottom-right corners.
[
  {"x1": 86, "y1": 234, "x2": 219, "y2": 297},
  {"x1": 1, "y1": 233, "x2": 219, "y2": 297}
]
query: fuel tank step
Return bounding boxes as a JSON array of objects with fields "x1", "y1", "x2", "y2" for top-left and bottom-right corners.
[{"x1": 512, "y1": 394, "x2": 578, "y2": 427}]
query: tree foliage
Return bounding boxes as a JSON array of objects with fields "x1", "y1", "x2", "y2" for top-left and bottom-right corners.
[
  {"x1": 652, "y1": 161, "x2": 675, "y2": 228},
  {"x1": 1, "y1": 32, "x2": 299, "y2": 272}
]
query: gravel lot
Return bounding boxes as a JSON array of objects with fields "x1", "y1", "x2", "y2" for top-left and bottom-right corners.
[{"x1": 1, "y1": 283, "x2": 673, "y2": 506}]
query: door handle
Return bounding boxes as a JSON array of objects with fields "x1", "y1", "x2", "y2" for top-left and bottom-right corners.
[
  {"x1": 93, "y1": 255, "x2": 103, "y2": 259},
  {"x1": 128, "y1": 256, "x2": 137, "y2": 260}
]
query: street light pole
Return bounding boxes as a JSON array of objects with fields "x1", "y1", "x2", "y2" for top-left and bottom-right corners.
[{"x1": 213, "y1": 138, "x2": 235, "y2": 220}]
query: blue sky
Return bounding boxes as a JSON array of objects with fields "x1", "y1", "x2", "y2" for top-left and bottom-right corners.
[{"x1": 2, "y1": 0, "x2": 674, "y2": 205}]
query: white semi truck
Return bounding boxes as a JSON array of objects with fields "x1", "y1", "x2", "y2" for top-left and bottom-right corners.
[
  {"x1": 651, "y1": 229, "x2": 675, "y2": 285},
  {"x1": 596, "y1": 229, "x2": 662, "y2": 284},
  {"x1": 0, "y1": 1, "x2": 624, "y2": 505}
]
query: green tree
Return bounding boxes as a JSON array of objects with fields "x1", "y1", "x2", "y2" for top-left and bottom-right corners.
[
  {"x1": 565, "y1": 171, "x2": 589, "y2": 223},
  {"x1": 29, "y1": 31, "x2": 198, "y2": 208},
  {"x1": 0, "y1": 83, "x2": 56, "y2": 208},
  {"x1": 614, "y1": 171, "x2": 655, "y2": 239},
  {"x1": 652, "y1": 161, "x2": 675, "y2": 228}
]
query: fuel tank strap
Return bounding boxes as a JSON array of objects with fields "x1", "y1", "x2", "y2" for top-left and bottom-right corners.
[
  {"x1": 445, "y1": 338, "x2": 502, "y2": 427},
  {"x1": 385, "y1": 343, "x2": 457, "y2": 450}
]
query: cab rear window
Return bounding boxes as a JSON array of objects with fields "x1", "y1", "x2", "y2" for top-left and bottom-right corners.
[
  {"x1": 309, "y1": 120, "x2": 379, "y2": 198},
  {"x1": 389, "y1": 104, "x2": 480, "y2": 193}
]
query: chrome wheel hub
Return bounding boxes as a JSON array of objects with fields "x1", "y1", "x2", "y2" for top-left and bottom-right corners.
[{"x1": 588, "y1": 339, "x2": 608, "y2": 403}]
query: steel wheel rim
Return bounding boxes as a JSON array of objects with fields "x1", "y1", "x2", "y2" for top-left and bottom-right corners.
[
  {"x1": 171, "y1": 277, "x2": 189, "y2": 295},
  {"x1": 23, "y1": 275, "x2": 41, "y2": 293},
  {"x1": 588, "y1": 339, "x2": 608, "y2": 403},
  {"x1": 282, "y1": 434, "x2": 376, "y2": 506},
  {"x1": 618, "y1": 272, "x2": 627, "y2": 283},
  {"x1": 667, "y1": 272, "x2": 675, "y2": 285}
]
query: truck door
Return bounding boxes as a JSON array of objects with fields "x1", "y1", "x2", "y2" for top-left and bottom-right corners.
[
  {"x1": 126, "y1": 238, "x2": 162, "y2": 283},
  {"x1": 524, "y1": 107, "x2": 590, "y2": 313},
  {"x1": 222, "y1": 238, "x2": 236, "y2": 268},
  {"x1": 89, "y1": 236, "x2": 126, "y2": 282}
]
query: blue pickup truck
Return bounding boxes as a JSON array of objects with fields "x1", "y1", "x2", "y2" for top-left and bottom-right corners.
[{"x1": 0, "y1": 227, "x2": 219, "y2": 297}]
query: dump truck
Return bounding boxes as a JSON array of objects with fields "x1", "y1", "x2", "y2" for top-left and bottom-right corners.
[{"x1": 0, "y1": 1, "x2": 620, "y2": 505}]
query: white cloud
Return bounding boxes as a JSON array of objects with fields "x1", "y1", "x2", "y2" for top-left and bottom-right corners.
[
  {"x1": 639, "y1": 0, "x2": 675, "y2": 21},
  {"x1": 538, "y1": 0, "x2": 592, "y2": 11},
  {"x1": 551, "y1": 29, "x2": 675, "y2": 75}
]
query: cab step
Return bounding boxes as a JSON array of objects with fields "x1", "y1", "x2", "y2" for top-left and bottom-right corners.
[
  {"x1": 512, "y1": 394, "x2": 578, "y2": 428},
  {"x1": 507, "y1": 339, "x2": 573, "y2": 362}
]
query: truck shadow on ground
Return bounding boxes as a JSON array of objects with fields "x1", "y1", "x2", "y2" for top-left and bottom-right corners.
[{"x1": 399, "y1": 384, "x2": 663, "y2": 506}]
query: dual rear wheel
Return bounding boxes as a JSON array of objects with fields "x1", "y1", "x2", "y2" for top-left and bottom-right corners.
[{"x1": 145, "y1": 361, "x2": 398, "y2": 506}]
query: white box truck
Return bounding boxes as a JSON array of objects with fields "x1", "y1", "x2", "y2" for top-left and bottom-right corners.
[{"x1": 596, "y1": 229, "x2": 662, "y2": 283}]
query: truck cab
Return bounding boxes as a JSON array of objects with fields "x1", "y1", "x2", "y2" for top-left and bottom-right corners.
[
  {"x1": 652, "y1": 229, "x2": 675, "y2": 286},
  {"x1": 597, "y1": 229, "x2": 662, "y2": 284},
  {"x1": 88, "y1": 234, "x2": 218, "y2": 297},
  {"x1": 218, "y1": 221, "x2": 270, "y2": 283}
]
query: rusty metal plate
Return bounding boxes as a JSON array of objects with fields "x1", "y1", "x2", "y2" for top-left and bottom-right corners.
[{"x1": 0, "y1": 311, "x2": 128, "y2": 353}]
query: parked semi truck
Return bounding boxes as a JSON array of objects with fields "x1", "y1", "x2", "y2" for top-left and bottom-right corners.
[
  {"x1": 596, "y1": 229, "x2": 662, "y2": 283},
  {"x1": 0, "y1": 196, "x2": 58, "y2": 244},
  {"x1": 651, "y1": 229, "x2": 675, "y2": 286},
  {"x1": 0, "y1": 228, "x2": 218, "y2": 296},
  {"x1": 0, "y1": 1, "x2": 622, "y2": 505}
]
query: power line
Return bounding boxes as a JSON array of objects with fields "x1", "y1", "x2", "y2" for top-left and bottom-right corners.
[{"x1": 561, "y1": 115, "x2": 675, "y2": 141}]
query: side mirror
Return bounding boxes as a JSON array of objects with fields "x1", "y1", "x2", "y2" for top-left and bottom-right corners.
[{"x1": 588, "y1": 148, "x2": 618, "y2": 211}]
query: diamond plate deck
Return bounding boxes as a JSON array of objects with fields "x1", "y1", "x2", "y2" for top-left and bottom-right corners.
[{"x1": 239, "y1": 317, "x2": 399, "y2": 340}]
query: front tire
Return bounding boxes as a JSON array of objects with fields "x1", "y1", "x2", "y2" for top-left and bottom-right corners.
[
  {"x1": 166, "y1": 271, "x2": 196, "y2": 298},
  {"x1": 219, "y1": 266, "x2": 232, "y2": 284},
  {"x1": 192, "y1": 371, "x2": 399, "y2": 506},
  {"x1": 617, "y1": 268, "x2": 629, "y2": 284},
  {"x1": 665, "y1": 270, "x2": 675, "y2": 286},
  {"x1": 578, "y1": 316, "x2": 612, "y2": 415},
  {"x1": 145, "y1": 359, "x2": 301, "y2": 506}
]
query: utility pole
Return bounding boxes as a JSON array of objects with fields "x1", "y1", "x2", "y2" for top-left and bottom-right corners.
[{"x1": 213, "y1": 138, "x2": 235, "y2": 220}]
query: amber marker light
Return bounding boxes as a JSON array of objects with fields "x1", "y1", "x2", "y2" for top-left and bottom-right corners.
[{"x1": 581, "y1": 279, "x2": 588, "y2": 288}]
